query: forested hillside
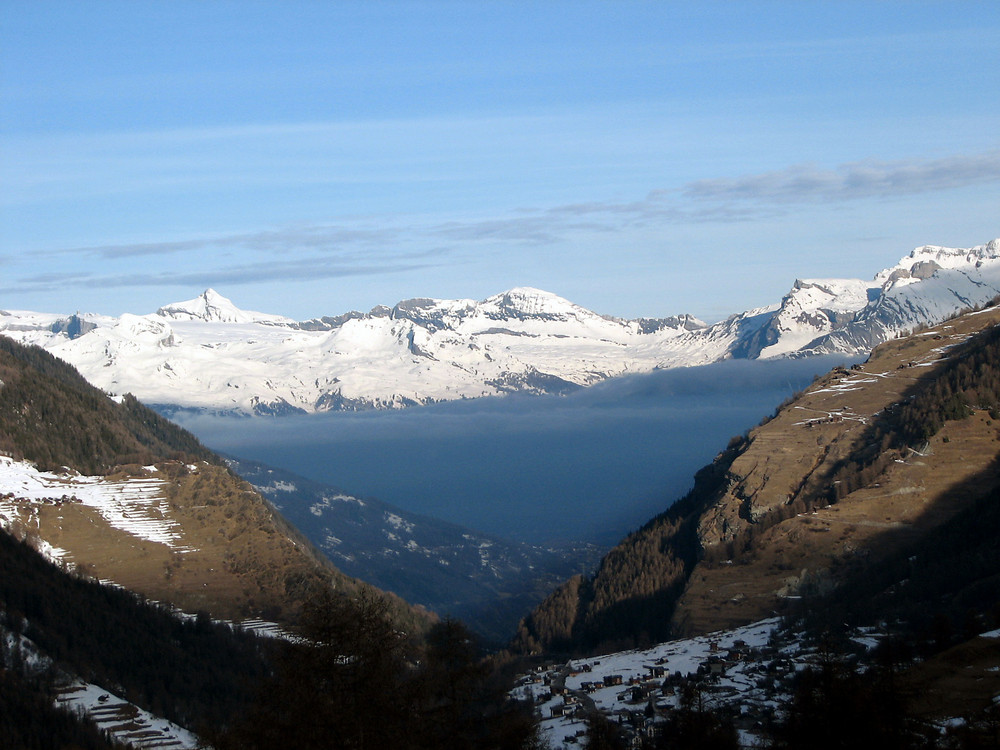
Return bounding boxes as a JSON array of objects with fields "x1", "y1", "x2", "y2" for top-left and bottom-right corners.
[
  {"x1": 2, "y1": 517, "x2": 543, "y2": 750},
  {"x1": 0, "y1": 335, "x2": 430, "y2": 632},
  {"x1": 0, "y1": 337, "x2": 543, "y2": 746},
  {"x1": 515, "y1": 303, "x2": 1000, "y2": 656},
  {"x1": 0, "y1": 530, "x2": 269, "y2": 739},
  {"x1": 0, "y1": 335, "x2": 215, "y2": 473}
]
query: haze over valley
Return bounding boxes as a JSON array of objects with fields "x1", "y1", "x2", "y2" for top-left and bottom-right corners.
[
  {"x1": 3, "y1": 2, "x2": 1000, "y2": 747},
  {"x1": 179, "y1": 356, "x2": 844, "y2": 546}
]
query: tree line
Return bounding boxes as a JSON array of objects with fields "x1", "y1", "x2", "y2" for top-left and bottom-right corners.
[{"x1": 0, "y1": 335, "x2": 216, "y2": 474}]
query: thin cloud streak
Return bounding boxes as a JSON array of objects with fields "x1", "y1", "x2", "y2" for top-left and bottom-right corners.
[
  {"x1": 2, "y1": 257, "x2": 439, "y2": 295},
  {"x1": 11, "y1": 147, "x2": 997, "y2": 300},
  {"x1": 43, "y1": 225, "x2": 406, "y2": 261},
  {"x1": 684, "y1": 149, "x2": 1000, "y2": 204}
]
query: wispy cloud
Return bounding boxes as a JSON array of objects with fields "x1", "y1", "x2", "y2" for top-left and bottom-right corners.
[
  {"x1": 429, "y1": 216, "x2": 570, "y2": 245},
  {"x1": 10, "y1": 146, "x2": 998, "y2": 301},
  {"x1": 48, "y1": 225, "x2": 405, "y2": 261},
  {"x1": 684, "y1": 149, "x2": 1000, "y2": 204},
  {"x1": 2, "y1": 255, "x2": 440, "y2": 295}
]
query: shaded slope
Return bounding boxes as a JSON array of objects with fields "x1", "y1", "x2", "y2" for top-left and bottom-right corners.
[
  {"x1": 231, "y1": 457, "x2": 602, "y2": 645},
  {"x1": 798, "y1": 453, "x2": 1000, "y2": 645},
  {"x1": 512, "y1": 438, "x2": 743, "y2": 654},
  {"x1": 0, "y1": 335, "x2": 215, "y2": 473},
  {"x1": 0, "y1": 666, "x2": 127, "y2": 750},
  {"x1": 0, "y1": 530, "x2": 269, "y2": 735}
]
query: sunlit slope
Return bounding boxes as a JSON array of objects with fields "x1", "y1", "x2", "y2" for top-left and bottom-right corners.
[
  {"x1": 676, "y1": 305, "x2": 1000, "y2": 635},
  {"x1": 515, "y1": 301, "x2": 1000, "y2": 654},
  {"x1": 0, "y1": 337, "x2": 428, "y2": 631}
]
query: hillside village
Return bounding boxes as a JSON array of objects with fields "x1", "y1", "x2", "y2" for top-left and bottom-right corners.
[
  {"x1": 516, "y1": 617, "x2": 1000, "y2": 749},
  {"x1": 516, "y1": 618, "x2": 827, "y2": 747}
]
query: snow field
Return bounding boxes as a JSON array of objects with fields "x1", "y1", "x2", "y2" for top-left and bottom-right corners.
[
  {"x1": 0, "y1": 456, "x2": 195, "y2": 553},
  {"x1": 55, "y1": 680, "x2": 200, "y2": 750}
]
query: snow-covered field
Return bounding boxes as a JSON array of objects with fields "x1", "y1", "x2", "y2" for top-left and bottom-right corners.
[
  {"x1": 56, "y1": 680, "x2": 201, "y2": 750},
  {"x1": 512, "y1": 618, "x2": 851, "y2": 749},
  {"x1": 0, "y1": 456, "x2": 195, "y2": 554}
]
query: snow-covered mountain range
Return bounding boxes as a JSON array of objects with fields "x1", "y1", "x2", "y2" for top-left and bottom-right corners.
[{"x1": 2, "y1": 238, "x2": 998, "y2": 415}]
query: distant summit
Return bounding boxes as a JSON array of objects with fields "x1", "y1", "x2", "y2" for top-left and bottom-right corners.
[
  {"x1": 2, "y1": 237, "x2": 998, "y2": 415},
  {"x1": 157, "y1": 288, "x2": 294, "y2": 325}
]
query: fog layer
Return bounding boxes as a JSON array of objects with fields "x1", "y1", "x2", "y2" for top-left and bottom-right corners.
[{"x1": 177, "y1": 357, "x2": 850, "y2": 545}]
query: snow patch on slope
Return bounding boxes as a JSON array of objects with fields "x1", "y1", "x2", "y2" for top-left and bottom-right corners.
[{"x1": 0, "y1": 456, "x2": 194, "y2": 552}]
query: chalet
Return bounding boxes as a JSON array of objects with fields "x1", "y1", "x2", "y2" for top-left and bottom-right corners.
[
  {"x1": 603, "y1": 674, "x2": 624, "y2": 687},
  {"x1": 623, "y1": 686, "x2": 649, "y2": 704},
  {"x1": 701, "y1": 656, "x2": 726, "y2": 676},
  {"x1": 646, "y1": 665, "x2": 666, "y2": 678}
]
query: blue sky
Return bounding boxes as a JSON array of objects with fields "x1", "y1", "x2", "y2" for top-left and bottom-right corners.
[{"x1": 2, "y1": 1, "x2": 999, "y2": 322}]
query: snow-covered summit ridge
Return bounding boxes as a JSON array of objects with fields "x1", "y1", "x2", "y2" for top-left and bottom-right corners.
[
  {"x1": 157, "y1": 288, "x2": 295, "y2": 325},
  {"x1": 482, "y1": 286, "x2": 596, "y2": 321},
  {"x1": 874, "y1": 238, "x2": 1000, "y2": 287},
  {"x1": 1, "y1": 238, "x2": 997, "y2": 415}
]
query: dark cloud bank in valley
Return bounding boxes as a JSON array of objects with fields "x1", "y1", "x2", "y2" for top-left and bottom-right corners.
[{"x1": 178, "y1": 357, "x2": 851, "y2": 546}]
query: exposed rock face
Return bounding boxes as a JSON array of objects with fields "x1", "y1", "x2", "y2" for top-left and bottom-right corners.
[{"x1": 48, "y1": 314, "x2": 97, "y2": 340}]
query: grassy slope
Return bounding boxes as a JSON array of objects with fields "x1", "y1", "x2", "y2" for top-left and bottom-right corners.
[
  {"x1": 0, "y1": 335, "x2": 431, "y2": 633},
  {"x1": 514, "y1": 305, "x2": 1000, "y2": 655}
]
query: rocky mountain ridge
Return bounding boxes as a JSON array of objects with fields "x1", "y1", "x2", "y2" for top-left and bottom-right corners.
[{"x1": 2, "y1": 238, "x2": 998, "y2": 415}]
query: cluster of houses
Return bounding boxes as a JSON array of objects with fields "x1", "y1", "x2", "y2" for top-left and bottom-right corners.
[{"x1": 513, "y1": 626, "x2": 822, "y2": 749}]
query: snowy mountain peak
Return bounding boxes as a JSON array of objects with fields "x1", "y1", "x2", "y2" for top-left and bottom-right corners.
[
  {"x1": 481, "y1": 287, "x2": 594, "y2": 322},
  {"x1": 156, "y1": 289, "x2": 293, "y2": 325},
  {"x1": 3, "y1": 238, "x2": 998, "y2": 416},
  {"x1": 876, "y1": 238, "x2": 1000, "y2": 285}
]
